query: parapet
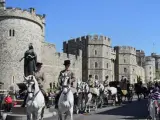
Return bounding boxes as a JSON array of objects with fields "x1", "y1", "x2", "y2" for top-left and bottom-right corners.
[
  {"x1": 87, "y1": 34, "x2": 111, "y2": 46},
  {"x1": 111, "y1": 47, "x2": 116, "y2": 55},
  {"x1": 136, "y1": 50, "x2": 145, "y2": 53},
  {"x1": 145, "y1": 56, "x2": 155, "y2": 62},
  {"x1": 64, "y1": 34, "x2": 111, "y2": 47},
  {"x1": 116, "y1": 46, "x2": 136, "y2": 55},
  {"x1": 56, "y1": 52, "x2": 82, "y2": 61},
  {"x1": 0, "y1": 7, "x2": 45, "y2": 28}
]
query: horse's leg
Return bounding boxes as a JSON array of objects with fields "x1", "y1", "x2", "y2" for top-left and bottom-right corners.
[
  {"x1": 58, "y1": 110, "x2": 62, "y2": 120},
  {"x1": 69, "y1": 107, "x2": 73, "y2": 120},
  {"x1": 40, "y1": 107, "x2": 45, "y2": 120},
  {"x1": 27, "y1": 112, "x2": 31, "y2": 120},
  {"x1": 64, "y1": 111, "x2": 68, "y2": 120}
]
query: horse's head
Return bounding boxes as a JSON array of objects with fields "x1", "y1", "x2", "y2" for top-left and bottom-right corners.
[
  {"x1": 23, "y1": 75, "x2": 38, "y2": 98},
  {"x1": 61, "y1": 73, "x2": 70, "y2": 94},
  {"x1": 76, "y1": 80, "x2": 82, "y2": 92}
]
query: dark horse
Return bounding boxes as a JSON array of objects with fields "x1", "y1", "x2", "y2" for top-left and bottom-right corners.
[{"x1": 134, "y1": 81, "x2": 148, "y2": 101}]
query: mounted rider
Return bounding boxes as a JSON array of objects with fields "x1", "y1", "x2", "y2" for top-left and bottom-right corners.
[
  {"x1": 54, "y1": 60, "x2": 76, "y2": 109},
  {"x1": 88, "y1": 75, "x2": 95, "y2": 88},
  {"x1": 104, "y1": 76, "x2": 109, "y2": 87},
  {"x1": 21, "y1": 62, "x2": 49, "y2": 108}
]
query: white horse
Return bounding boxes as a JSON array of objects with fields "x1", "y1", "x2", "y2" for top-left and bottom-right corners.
[
  {"x1": 104, "y1": 86, "x2": 118, "y2": 105},
  {"x1": 58, "y1": 73, "x2": 74, "y2": 120},
  {"x1": 24, "y1": 75, "x2": 45, "y2": 120}
]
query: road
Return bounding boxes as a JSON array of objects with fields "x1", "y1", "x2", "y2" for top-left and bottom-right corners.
[{"x1": 45, "y1": 99, "x2": 148, "y2": 120}]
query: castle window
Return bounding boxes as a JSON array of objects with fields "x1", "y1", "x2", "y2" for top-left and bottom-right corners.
[
  {"x1": 95, "y1": 62, "x2": 98, "y2": 68},
  {"x1": 95, "y1": 75, "x2": 98, "y2": 80},
  {"x1": 124, "y1": 59, "x2": 126, "y2": 63},
  {"x1": 150, "y1": 72, "x2": 152, "y2": 75},
  {"x1": 9, "y1": 29, "x2": 15, "y2": 37},
  {"x1": 150, "y1": 77, "x2": 152, "y2": 80},
  {"x1": 107, "y1": 63, "x2": 108, "y2": 68},
  {"x1": 150, "y1": 66, "x2": 151, "y2": 69},
  {"x1": 124, "y1": 68, "x2": 127, "y2": 72},
  {"x1": 13, "y1": 30, "x2": 15, "y2": 36},
  {"x1": 133, "y1": 69, "x2": 134, "y2": 72},
  {"x1": 95, "y1": 50, "x2": 97, "y2": 55}
]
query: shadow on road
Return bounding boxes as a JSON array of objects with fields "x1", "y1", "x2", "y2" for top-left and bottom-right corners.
[{"x1": 97, "y1": 99, "x2": 148, "y2": 119}]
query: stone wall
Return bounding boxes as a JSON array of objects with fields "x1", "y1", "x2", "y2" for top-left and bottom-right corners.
[
  {"x1": 136, "y1": 65, "x2": 145, "y2": 83},
  {"x1": 63, "y1": 34, "x2": 116, "y2": 82},
  {"x1": 114, "y1": 46, "x2": 138, "y2": 83},
  {"x1": 144, "y1": 56, "x2": 156, "y2": 82},
  {"x1": 41, "y1": 42, "x2": 82, "y2": 90},
  {"x1": 0, "y1": 17, "x2": 43, "y2": 88},
  {"x1": 0, "y1": 2, "x2": 82, "y2": 90}
]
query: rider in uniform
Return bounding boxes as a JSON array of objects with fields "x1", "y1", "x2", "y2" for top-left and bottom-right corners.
[
  {"x1": 88, "y1": 75, "x2": 95, "y2": 88},
  {"x1": 21, "y1": 62, "x2": 49, "y2": 108},
  {"x1": 104, "y1": 76, "x2": 109, "y2": 87},
  {"x1": 55, "y1": 60, "x2": 75, "y2": 109}
]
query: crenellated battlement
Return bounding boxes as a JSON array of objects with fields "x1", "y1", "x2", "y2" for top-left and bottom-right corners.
[
  {"x1": 64, "y1": 34, "x2": 111, "y2": 47},
  {"x1": 145, "y1": 56, "x2": 155, "y2": 62},
  {"x1": 116, "y1": 46, "x2": 136, "y2": 55},
  {"x1": 55, "y1": 52, "x2": 82, "y2": 61},
  {"x1": 0, "y1": 7, "x2": 45, "y2": 28},
  {"x1": 87, "y1": 34, "x2": 111, "y2": 46},
  {"x1": 111, "y1": 47, "x2": 116, "y2": 55},
  {"x1": 136, "y1": 50, "x2": 145, "y2": 53}
]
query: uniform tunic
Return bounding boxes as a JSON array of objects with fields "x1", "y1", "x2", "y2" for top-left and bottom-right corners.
[
  {"x1": 34, "y1": 70, "x2": 46, "y2": 91},
  {"x1": 58, "y1": 70, "x2": 75, "y2": 86},
  {"x1": 88, "y1": 78, "x2": 95, "y2": 88}
]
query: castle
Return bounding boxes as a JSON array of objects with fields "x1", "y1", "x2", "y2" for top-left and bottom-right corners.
[
  {"x1": 63, "y1": 36, "x2": 145, "y2": 84},
  {"x1": 0, "y1": 0, "x2": 82, "y2": 90},
  {"x1": 0, "y1": 0, "x2": 158, "y2": 90}
]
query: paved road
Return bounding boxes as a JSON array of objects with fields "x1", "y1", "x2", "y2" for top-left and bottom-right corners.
[{"x1": 45, "y1": 99, "x2": 148, "y2": 120}]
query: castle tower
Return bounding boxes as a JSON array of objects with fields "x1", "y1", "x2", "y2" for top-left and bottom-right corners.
[
  {"x1": 114, "y1": 46, "x2": 137, "y2": 83},
  {"x1": 144, "y1": 56, "x2": 155, "y2": 82},
  {"x1": 136, "y1": 50, "x2": 145, "y2": 67},
  {"x1": 63, "y1": 34, "x2": 115, "y2": 82},
  {"x1": 0, "y1": 1, "x2": 45, "y2": 88},
  {"x1": 87, "y1": 35, "x2": 115, "y2": 82}
]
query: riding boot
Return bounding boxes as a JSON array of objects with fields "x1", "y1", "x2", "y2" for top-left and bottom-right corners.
[
  {"x1": 21, "y1": 94, "x2": 28, "y2": 107},
  {"x1": 55, "y1": 92, "x2": 61, "y2": 109},
  {"x1": 40, "y1": 89, "x2": 50, "y2": 108}
]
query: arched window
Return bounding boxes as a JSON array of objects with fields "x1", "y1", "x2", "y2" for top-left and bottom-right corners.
[
  {"x1": 95, "y1": 50, "x2": 97, "y2": 55},
  {"x1": 107, "y1": 63, "x2": 108, "y2": 68},
  {"x1": 95, "y1": 75, "x2": 98, "y2": 80},
  {"x1": 9, "y1": 29, "x2": 15, "y2": 37},
  {"x1": 9, "y1": 29, "x2": 12, "y2": 36},
  {"x1": 13, "y1": 30, "x2": 15, "y2": 36},
  {"x1": 95, "y1": 62, "x2": 98, "y2": 68}
]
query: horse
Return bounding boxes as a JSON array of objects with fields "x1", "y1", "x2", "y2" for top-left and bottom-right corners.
[
  {"x1": 96, "y1": 82, "x2": 105, "y2": 108},
  {"x1": 58, "y1": 73, "x2": 74, "y2": 120},
  {"x1": 74, "y1": 79, "x2": 83, "y2": 114},
  {"x1": 126, "y1": 84, "x2": 134, "y2": 102},
  {"x1": 104, "y1": 86, "x2": 118, "y2": 106},
  {"x1": 134, "y1": 83, "x2": 144, "y2": 101},
  {"x1": 24, "y1": 75, "x2": 45, "y2": 120}
]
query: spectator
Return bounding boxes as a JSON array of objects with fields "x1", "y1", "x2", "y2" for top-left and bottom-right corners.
[{"x1": 4, "y1": 94, "x2": 13, "y2": 112}]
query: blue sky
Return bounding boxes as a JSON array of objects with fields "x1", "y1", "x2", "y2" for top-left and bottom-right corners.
[{"x1": 6, "y1": 0, "x2": 160, "y2": 55}]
